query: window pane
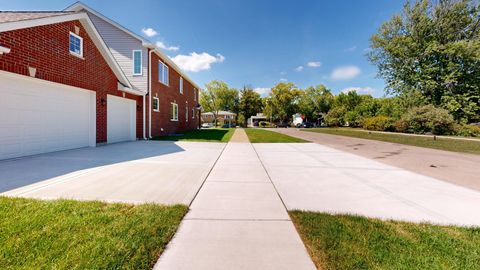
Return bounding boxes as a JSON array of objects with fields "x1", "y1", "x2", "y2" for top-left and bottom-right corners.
[
  {"x1": 133, "y1": 51, "x2": 141, "y2": 74},
  {"x1": 158, "y1": 63, "x2": 163, "y2": 82},
  {"x1": 164, "y1": 66, "x2": 169, "y2": 85}
]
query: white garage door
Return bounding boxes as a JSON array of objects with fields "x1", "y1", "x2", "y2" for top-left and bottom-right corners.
[
  {"x1": 107, "y1": 95, "x2": 136, "y2": 143},
  {"x1": 0, "y1": 71, "x2": 96, "y2": 160}
]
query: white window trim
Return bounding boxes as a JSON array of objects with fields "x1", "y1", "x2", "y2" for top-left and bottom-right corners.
[
  {"x1": 159, "y1": 61, "x2": 169, "y2": 86},
  {"x1": 170, "y1": 102, "x2": 178, "y2": 121},
  {"x1": 153, "y1": 96, "x2": 159, "y2": 112},
  {"x1": 180, "y1": 77, "x2": 183, "y2": 94},
  {"x1": 132, "y1": 50, "x2": 142, "y2": 76},
  {"x1": 69, "y1": 32, "x2": 83, "y2": 58}
]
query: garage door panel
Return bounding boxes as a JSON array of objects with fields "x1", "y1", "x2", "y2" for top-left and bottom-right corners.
[
  {"x1": 107, "y1": 95, "x2": 136, "y2": 143},
  {"x1": 0, "y1": 72, "x2": 96, "y2": 160}
]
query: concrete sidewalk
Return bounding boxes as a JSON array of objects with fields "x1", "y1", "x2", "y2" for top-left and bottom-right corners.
[{"x1": 154, "y1": 131, "x2": 316, "y2": 269}]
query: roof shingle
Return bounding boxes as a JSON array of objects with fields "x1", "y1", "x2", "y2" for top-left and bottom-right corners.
[{"x1": 0, "y1": 11, "x2": 75, "y2": 24}]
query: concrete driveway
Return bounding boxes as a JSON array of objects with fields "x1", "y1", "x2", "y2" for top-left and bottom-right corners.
[
  {"x1": 254, "y1": 143, "x2": 480, "y2": 226},
  {"x1": 1, "y1": 141, "x2": 224, "y2": 205}
]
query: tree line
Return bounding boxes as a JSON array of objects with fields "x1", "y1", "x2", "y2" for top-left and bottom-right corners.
[{"x1": 200, "y1": 0, "x2": 479, "y2": 136}]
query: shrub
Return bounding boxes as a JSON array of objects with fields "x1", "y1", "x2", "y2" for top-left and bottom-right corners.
[
  {"x1": 362, "y1": 116, "x2": 395, "y2": 131},
  {"x1": 325, "y1": 106, "x2": 347, "y2": 127},
  {"x1": 453, "y1": 124, "x2": 480, "y2": 137},
  {"x1": 399, "y1": 105, "x2": 455, "y2": 135}
]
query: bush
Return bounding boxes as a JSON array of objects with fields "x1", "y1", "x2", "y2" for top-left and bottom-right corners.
[
  {"x1": 325, "y1": 106, "x2": 347, "y2": 127},
  {"x1": 399, "y1": 105, "x2": 455, "y2": 135},
  {"x1": 453, "y1": 124, "x2": 480, "y2": 137},
  {"x1": 362, "y1": 116, "x2": 395, "y2": 131}
]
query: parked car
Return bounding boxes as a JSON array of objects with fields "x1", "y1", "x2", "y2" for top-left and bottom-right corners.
[
  {"x1": 296, "y1": 122, "x2": 314, "y2": 128},
  {"x1": 276, "y1": 122, "x2": 290, "y2": 128},
  {"x1": 222, "y1": 123, "x2": 236, "y2": 128},
  {"x1": 202, "y1": 123, "x2": 214, "y2": 128}
]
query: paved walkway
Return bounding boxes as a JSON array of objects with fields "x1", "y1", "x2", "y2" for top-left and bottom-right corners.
[
  {"x1": 154, "y1": 130, "x2": 316, "y2": 270},
  {"x1": 272, "y1": 128, "x2": 480, "y2": 191},
  {"x1": 229, "y1": 128, "x2": 250, "y2": 142}
]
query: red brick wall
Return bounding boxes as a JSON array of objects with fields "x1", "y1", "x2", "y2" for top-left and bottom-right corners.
[
  {"x1": 0, "y1": 20, "x2": 143, "y2": 143},
  {"x1": 149, "y1": 52, "x2": 200, "y2": 136}
]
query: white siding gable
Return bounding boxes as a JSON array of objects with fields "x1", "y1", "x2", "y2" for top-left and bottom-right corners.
[{"x1": 86, "y1": 12, "x2": 148, "y2": 93}]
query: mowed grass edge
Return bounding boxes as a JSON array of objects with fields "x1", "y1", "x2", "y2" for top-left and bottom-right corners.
[
  {"x1": 153, "y1": 128, "x2": 234, "y2": 142},
  {"x1": 0, "y1": 197, "x2": 188, "y2": 270},
  {"x1": 245, "y1": 128, "x2": 308, "y2": 143},
  {"x1": 304, "y1": 128, "x2": 480, "y2": 155},
  {"x1": 290, "y1": 211, "x2": 480, "y2": 270}
]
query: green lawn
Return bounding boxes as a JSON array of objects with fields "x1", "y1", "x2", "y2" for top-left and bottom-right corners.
[
  {"x1": 290, "y1": 211, "x2": 480, "y2": 270},
  {"x1": 245, "y1": 128, "x2": 308, "y2": 143},
  {"x1": 152, "y1": 128, "x2": 234, "y2": 142},
  {"x1": 0, "y1": 197, "x2": 187, "y2": 270},
  {"x1": 304, "y1": 128, "x2": 480, "y2": 155}
]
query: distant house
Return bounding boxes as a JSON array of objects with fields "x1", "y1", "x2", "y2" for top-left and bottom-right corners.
[
  {"x1": 248, "y1": 113, "x2": 268, "y2": 127},
  {"x1": 202, "y1": 111, "x2": 236, "y2": 126}
]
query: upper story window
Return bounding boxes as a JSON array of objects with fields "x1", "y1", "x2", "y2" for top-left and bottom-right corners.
[
  {"x1": 192, "y1": 108, "x2": 195, "y2": 119},
  {"x1": 158, "y1": 61, "x2": 169, "y2": 85},
  {"x1": 179, "y1": 77, "x2": 183, "y2": 94},
  {"x1": 153, "y1": 97, "x2": 159, "y2": 112},
  {"x1": 133, "y1": 50, "x2": 142, "y2": 75},
  {"x1": 69, "y1": 32, "x2": 83, "y2": 57},
  {"x1": 185, "y1": 103, "x2": 188, "y2": 122},
  {"x1": 193, "y1": 88, "x2": 197, "y2": 101}
]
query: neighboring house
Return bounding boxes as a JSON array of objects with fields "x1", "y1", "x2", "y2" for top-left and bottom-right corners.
[
  {"x1": 0, "y1": 2, "x2": 201, "y2": 160},
  {"x1": 292, "y1": 113, "x2": 304, "y2": 126},
  {"x1": 201, "y1": 111, "x2": 236, "y2": 126},
  {"x1": 65, "y1": 2, "x2": 201, "y2": 137},
  {"x1": 248, "y1": 113, "x2": 267, "y2": 127}
]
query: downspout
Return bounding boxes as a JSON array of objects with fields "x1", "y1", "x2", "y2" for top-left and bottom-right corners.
[
  {"x1": 142, "y1": 94, "x2": 146, "y2": 140},
  {"x1": 148, "y1": 49, "x2": 154, "y2": 139}
]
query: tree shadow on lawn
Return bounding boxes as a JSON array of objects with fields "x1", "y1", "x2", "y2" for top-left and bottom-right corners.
[{"x1": 153, "y1": 129, "x2": 232, "y2": 142}]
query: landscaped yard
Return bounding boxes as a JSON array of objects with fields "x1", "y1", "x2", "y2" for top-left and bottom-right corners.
[
  {"x1": 304, "y1": 128, "x2": 480, "y2": 155},
  {"x1": 245, "y1": 128, "x2": 308, "y2": 143},
  {"x1": 153, "y1": 128, "x2": 234, "y2": 142},
  {"x1": 290, "y1": 211, "x2": 480, "y2": 270},
  {"x1": 0, "y1": 197, "x2": 187, "y2": 270}
]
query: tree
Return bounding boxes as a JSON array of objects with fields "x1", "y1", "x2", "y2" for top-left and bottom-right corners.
[
  {"x1": 368, "y1": 0, "x2": 480, "y2": 123},
  {"x1": 267, "y1": 82, "x2": 302, "y2": 122},
  {"x1": 200, "y1": 80, "x2": 239, "y2": 126},
  {"x1": 239, "y1": 86, "x2": 263, "y2": 126},
  {"x1": 297, "y1": 84, "x2": 334, "y2": 123}
]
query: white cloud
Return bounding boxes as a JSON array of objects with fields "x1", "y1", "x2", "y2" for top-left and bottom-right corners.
[
  {"x1": 254, "y1": 87, "x2": 271, "y2": 96},
  {"x1": 279, "y1": 78, "x2": 288, "y2": 82},
  {"x1": 171, "y1": 52, "x2": 225, "y2": 72},
  {"x1": 141, "y1": 27, "x2": 157, "y2": 37},
  {"x1": 344, "y1": 46, "x2": 357, "y2": 52},
  {"x1": 330, "y1": 65, "x2": 361, "y2": 80},
  {"x1": 307, "y1": 61, "x2": 322, "y2": 68},
  {"x1": 156, "y1": 41, "x2": 180, "y2": 52},
  {"x1": 342, "y1": 87, "x2": 375, "y2": 95},
  {"x1": 295, "y1": 66, "x2": 304, "y2": 72}
]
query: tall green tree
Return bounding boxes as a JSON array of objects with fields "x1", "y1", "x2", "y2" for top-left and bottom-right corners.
[
  {"x1": 200, "y1": 80, "x2": 239, "y2": 125},
  {"x1": 266, "y1": 82, "x2": 302, "y2": 122},
  {"x1": 297, "y1": 85, "x2": 334, "y2": 122},
  {"x1": 239, "y1": 86, "x2": 263, "y2": 126},
  {"x1": 368, "y1": 0, "x2": 480, "y2": 123}
]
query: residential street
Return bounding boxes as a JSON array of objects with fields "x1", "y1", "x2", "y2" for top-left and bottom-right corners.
[{"x1": 270, "y1": 128, "x2": 480, "y2": 191}]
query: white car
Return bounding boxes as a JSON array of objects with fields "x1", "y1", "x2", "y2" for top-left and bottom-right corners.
[{"x1": 202, "y1": 123, "x2": 214, "y2": 128}]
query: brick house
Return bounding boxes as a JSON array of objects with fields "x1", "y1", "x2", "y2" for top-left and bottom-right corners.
[
  {"x1": 201, "y1": 111, "x2": 237, "y2": 127},
  {"x1": 0, "y1": 3, "x2": 201, "y2": 160}
]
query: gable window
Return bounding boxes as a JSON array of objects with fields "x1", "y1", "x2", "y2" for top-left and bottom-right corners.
[
  {"x1": 69, "y1": 32, "x2": 83, "y2": 57},
  {"x1": 158, "y1": 61, "x2": 169, "y2": 85},
  {"x1": 170, "y1": 102, "x2": 178, "y2": 121},
  {"x1": 179, "y1": 77, "x2": 183, "y2": 94},
  {"x1": 153, "y1": 97, "x2": 159, "y2": 112},
  {"x1": 133, "y1": 50, "x2": 142, "y2": 75}
]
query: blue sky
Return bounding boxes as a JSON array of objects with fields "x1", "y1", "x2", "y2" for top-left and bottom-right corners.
[{"x1": 1, "y1": 0, "x2": 405, "y2": 96}]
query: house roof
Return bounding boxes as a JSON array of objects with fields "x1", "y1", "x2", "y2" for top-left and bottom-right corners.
[
  {"x1": 0, "y1": 11, "x2": 75, "y2": 23},
  {"x1": 64, "y1": 1, "x2": 202, "y2": 91},
  {"x1": 202, "y1": 111, "x2": 236, "y2": 116},
  {"x1": 0, "y1": 12, "x2": 142, "y2": 95}
]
